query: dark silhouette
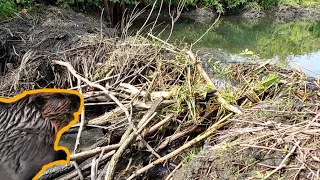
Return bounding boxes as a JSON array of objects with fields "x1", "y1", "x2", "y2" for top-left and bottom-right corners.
[{"x1": 0, "y1": 92, "x2": 81, "y2": 180}]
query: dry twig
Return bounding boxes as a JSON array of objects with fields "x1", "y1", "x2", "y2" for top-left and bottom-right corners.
[
  {"x1": 104, "y1": 97, "x2": 163, "y2": 180},
  {"x1": 127, "y1": 113, "x2": 232, "y2": 180}
]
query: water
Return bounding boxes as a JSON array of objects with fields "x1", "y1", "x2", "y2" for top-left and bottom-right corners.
[{"x1": 132, "y1": 16, "x2": 320, "y2": 78}]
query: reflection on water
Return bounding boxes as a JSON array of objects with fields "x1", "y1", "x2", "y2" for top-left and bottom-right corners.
[
  {"x1": 132, "y1": 16, "x2": 320, "y2": 78},
  {"x1": 288, "y1": 51, "x2": 320, "y2": 78}
]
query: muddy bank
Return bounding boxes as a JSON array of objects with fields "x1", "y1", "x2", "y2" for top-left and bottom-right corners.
[
  {"x1": 0, "y1": 5, "x2": 119, "y2": 96},
  {"x1": 242, "y1": 4, "x2": 320, "y2": 22},
  {"x1": 273, "y1": 4, "x2": 320, "y2": 22},
  {"x1": 0, "y1": 3, "x2": 119, "y2": 170},
  {"x1": 135, "y1": 4, "x2": 320, "y2": 23}
]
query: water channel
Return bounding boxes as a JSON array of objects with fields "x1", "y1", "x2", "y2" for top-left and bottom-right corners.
[{"x1": 132, "y1": 16, "x2": 320, "y2": 78}]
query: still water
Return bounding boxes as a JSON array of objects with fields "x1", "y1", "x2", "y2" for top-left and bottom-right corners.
[{"x1": 132, "y1": 16, "x2": 320, "y2": 78}]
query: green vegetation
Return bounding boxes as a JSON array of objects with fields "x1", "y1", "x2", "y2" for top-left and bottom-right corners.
[
  {"x1": 180, "y1": 147, "x2": 201, "y2": 166},
  {"x1": 280, "y1": 0, "x2": 320, "y2": 7},
  {"x1": 0, "y1": 0, "x2": 17, "y2": 19},
  {"x1": 15, "y1": 0, "x2": 35, "y2": 5},
  {"x1": 1, "y1": 0, "x2": 320, "y2": 18}
]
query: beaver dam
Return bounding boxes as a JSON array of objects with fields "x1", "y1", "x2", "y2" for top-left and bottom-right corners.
[{"x1": 1, "y1": 5, "x2": 320, "y2": 180}]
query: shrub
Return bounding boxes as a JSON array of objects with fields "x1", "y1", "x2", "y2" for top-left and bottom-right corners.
[{"x1": 0, "y1": 0, "x2": 18, "y2": 19}]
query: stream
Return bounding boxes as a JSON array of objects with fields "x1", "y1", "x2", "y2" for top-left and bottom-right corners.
[{"x1": 132, "y1": 16, "x2": 320, "y2": 78}]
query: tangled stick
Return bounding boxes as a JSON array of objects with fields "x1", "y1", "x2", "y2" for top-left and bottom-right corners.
[
  {"x1": 70, "y1": 144, "x2": 120, "y2": 161},
  {"x1": 147, "y1": 34, "x2": 243, "y2": 115},
  {"x1": 186, "y1": 50, "x2": 243, "y2": 115},
  {"x1": 126, "y1": 113, "x2": 233, "y2": 180},
  {"x1": 52, "y1": 60, "x2": 131, "y2": 129},
  {"x1": 264, "y1": 141, "x2": 300, "y2": 179},
  {"x1": 104, "y1": 97, "x2": 163, "y2": 180}
]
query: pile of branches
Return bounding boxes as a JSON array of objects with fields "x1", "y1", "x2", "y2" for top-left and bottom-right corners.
[
  {"x1": 174, "y1": 61, "x2": 320, "y2": 179},
  {"x1": 1, "y1": 4, "x2": 243, "y2": 180},
  {"x1": 37, "y1": 32, "x2": 244, "y2": 179}
]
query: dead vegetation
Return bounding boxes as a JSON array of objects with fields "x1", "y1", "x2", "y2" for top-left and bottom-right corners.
[
  {"x1": 174, "y1": 62, "x2": 320, "y2": 180},
  {"x1": 1, "y1": 3, "x2": 320, "y2": 180}
]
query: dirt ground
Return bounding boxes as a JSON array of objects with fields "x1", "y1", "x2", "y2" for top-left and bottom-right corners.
[{"x1": 0, "y1": 5, "x2": 118, "y2": 97}]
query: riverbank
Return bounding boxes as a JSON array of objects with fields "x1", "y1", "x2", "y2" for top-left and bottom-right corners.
[
  {"x1": 242, "y1": 4, "x2": 320, "y2": 21},
  {"x1": 1, "y1": 4, "x2": 320, "y2": 180},
  {"x1": 135, "y1": 3, "x2": 320, "y2": 23},
  {"x1": 2, "y1": 0, "x2": 320, "y2": 24}
]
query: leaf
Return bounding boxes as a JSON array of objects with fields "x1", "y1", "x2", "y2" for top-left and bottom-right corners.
[
  {"x1": 253, "y1": 82, "x2": 264, "y2": 91},
  {"x1": 255, "y1": 171, "x2": 265, "y2": 179},
  {"x1": 261, "y1": 74, "x2": 280, "y2": 87},
  {"x1": 111, "y1": 0, "x2": 120, "y2": 3},
  {"x1": 240, "y1": 49, "x2": 254, "y2": 55}
]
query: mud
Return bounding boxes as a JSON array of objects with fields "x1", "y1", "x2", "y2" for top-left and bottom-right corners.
[
  {"x1": 0, "y1": 5, "x2": 119, "y2": 96},
  {"x1": 241, "y1": 4, "x2": 320, "y2": 21},
  {"x1": 172, "y1": 145, "x2": 286, "y2": 180}
]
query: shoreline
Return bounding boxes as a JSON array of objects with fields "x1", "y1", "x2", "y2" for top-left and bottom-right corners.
[{"x1": 134, "y1": 4, "x2": 320, "y2": 23}]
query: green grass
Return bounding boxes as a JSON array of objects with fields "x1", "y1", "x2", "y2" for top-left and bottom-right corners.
[
  {"x1": 279, "y1": 0, "x2": 320, "y2": 8},
  {"x1": 0, "y1": 1, "x2": 17, "y2": 20}
]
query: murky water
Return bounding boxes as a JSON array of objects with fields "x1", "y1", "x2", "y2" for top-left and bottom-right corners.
[{"x1": 132, "y1": 16, "x2": 320, "y2": 78}]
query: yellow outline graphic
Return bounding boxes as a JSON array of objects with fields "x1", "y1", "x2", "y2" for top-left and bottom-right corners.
[{"x1": 0, "y1": 88, "x2": 84, "y2": 180}]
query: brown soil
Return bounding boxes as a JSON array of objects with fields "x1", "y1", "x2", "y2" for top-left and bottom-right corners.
[{"x1": 0, "y1": 5, "x2": 118, "y2": 97}]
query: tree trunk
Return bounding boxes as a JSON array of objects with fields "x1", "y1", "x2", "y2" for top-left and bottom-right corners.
[{"x1": 103, "y1": 0, "x2": 114, "y2": 26}]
